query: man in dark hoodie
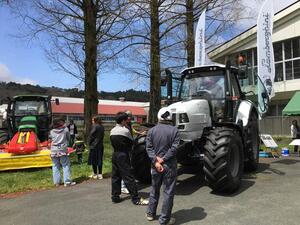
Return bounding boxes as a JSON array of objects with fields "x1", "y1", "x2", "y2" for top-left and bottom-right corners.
[
  {"x1": 50, "y1": 117, "x2": 76, "y2": 187},
  {"x1": 110, "y1": 112, "x2": 148, "y2": 205},
  {"x1": 145, "y1": 108, "x2": 180, "y2": 225}
]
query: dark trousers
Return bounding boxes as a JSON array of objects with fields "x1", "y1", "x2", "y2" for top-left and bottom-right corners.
[
  {"x1": 147, "y1": 163, "x2": 177, "y2": 225},
  {"x1": 77, "y1": 154, "x2": 83, "y2": 164},
  {"x1": 293, "y1": 138, "x2": 299, "y2": 153},
  {"x1": 92, "y1": 164, "x2": 102, "y2": 174},
  {"x1": 70, "y1": 135, "x2": 75, "y2": 146},
  {"x1": 111, "y1": 151, "x2": 139, "y2": 203}
]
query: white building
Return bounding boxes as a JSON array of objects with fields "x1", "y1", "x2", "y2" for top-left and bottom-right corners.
[{"x1": 208, "y1": 1, "x2": 300, "y2": 135}]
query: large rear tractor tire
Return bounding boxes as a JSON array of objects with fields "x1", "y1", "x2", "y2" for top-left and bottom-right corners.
[
  {"x1": 244, "y1": 113, "x2": 259, "y2": 172},
  {"x1": 0, "y1": 129, "x2": 9, "y2": 144},
  {"x1": 203, "y1": 127, "x2": 244, "y2": 193},
  {"x1": 131, "y1": 136, "x2": 151, "y2": 183}
]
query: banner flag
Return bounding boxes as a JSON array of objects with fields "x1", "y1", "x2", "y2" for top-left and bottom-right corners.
[
  {"x1": 257, "y1": 0, "x2": 275, "y2": 114},
  {"x1": 195, "y1": 9, "x2": 206, "y2": 66}
]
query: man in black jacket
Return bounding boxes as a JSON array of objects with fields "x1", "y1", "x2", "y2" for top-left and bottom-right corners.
[{"x1": 110, "y1": 112, "x2": 148, "y2": 205}]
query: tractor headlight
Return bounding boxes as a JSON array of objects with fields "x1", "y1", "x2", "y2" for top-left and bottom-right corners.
[{"x1": 179, "y1": 113, "x2": 189, "y2": 123}]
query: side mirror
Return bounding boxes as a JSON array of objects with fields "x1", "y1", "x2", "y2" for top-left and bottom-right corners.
[
  {"x1": 237, "y1": 66, "x2": 248, "y2": 79},
  {"x1": 161, "y1": 76, "x2": 167, "y2": 86},
  {"x1": 55, "y1": 98, "x2": 59, "y2": 105}
]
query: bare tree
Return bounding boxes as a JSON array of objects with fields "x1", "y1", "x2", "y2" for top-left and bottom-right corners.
[
  {"x1": 8, "y1": 0, "x2": 130, "y2": 137},
  {"x1": 117, "y1": 0, "x2": 246, "y2": 123}
]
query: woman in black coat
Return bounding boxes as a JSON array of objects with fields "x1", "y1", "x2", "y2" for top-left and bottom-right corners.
[{"x1": 88, "y1": 116, "x2": 105, "y2": 179}]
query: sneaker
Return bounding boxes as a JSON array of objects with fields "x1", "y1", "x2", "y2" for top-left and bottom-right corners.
[
  {"x1": 146, "y1": 213, "x2": 155, "y2": 221},
  {"x1": 97, "y1": 174, "x2": 103, "y2": 180},
  {"x1": 64, "y1": 181, "x2": 76, "y2": 187},
  {"x1": 134, "y1": 197, "x2": 149, "y2": 206},
  {"x1": 121, "y1": 187, "x2": 130, "y2": 194},
  {"x1": 89, "y1": 174, "x2": 98, "y2": 179},
  {"x1": 54, "y1": 183, "x2": 60, "y2": 187},
  {"x1": 112, "y1": 196, "x2": 122, "y2": 203}
]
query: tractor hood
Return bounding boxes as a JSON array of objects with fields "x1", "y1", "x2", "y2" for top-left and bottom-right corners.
[{"x1": 163, "y1": 99, "x2": 212, "y2": 142}]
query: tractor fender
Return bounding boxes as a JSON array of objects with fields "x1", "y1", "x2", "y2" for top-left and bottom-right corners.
[{"x1": 235, "y1": 100, "x2": 258, "y2": 127}]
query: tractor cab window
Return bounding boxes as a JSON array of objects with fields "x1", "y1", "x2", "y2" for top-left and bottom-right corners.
[
  {"x1": 14, "y1": 100, "x2": 47, "y2": 116},
  {"x1": 181, "y1": 72, "x2": 225, "y2": 100}
]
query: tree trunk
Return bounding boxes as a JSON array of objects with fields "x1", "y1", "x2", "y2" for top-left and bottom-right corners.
[
  {"x1": 83, "y1": 0, "x2": 98, "y2": 139},
  {"x1": 149, "y1": 0, "x2": 161, "y2": 124},
  {"x1": 186, "y1": 0, "x2": 194, "y2": 67}
]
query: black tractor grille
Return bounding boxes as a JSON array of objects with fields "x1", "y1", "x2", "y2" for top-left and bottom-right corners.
[{"x1": 172, "y1": 113, "x2": 176, "y2": 126}]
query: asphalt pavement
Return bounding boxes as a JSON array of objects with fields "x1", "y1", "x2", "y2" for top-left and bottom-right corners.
[{"x1": 1, "y1": 156, "x2": 300, "y2": 225}]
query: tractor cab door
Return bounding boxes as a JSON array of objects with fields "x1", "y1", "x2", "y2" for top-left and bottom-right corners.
[{"x1": 224, "y1": 70, "x2": 243, "y2": 122}]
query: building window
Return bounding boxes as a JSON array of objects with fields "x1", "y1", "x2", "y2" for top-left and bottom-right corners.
[
  {"x1": 293, "y1": 38, "x2": 300, "y2": 58},
  {"x1": 274, "y1": 42, "x2": 283, "y2": 61},
  {"x1": 284, "y1": 40, "x2": 292, "y2": 59},
  {"x1": 285, "y1": 61, "x2": 293, "y2": 80},
  {"x1": 275, "y1": 63, "x2": 283, "y2": 82},
  {"x1": 293, "y1": 59, "x2": 300, "y2": 79}
]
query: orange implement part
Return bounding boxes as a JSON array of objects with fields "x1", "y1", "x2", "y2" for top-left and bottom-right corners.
[{"x1": 7, "y1": 131, "x2": 40, "y2": 154}]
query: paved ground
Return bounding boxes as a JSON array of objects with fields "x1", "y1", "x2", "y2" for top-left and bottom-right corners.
[{"x1": 1, "y1": 156, "x2": 300, "y2": 225}]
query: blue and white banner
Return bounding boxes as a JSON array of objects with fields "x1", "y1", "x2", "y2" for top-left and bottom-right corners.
[
  {"x1": 195, "y1": 9, "x2": 206, "y2": 66},
  {"x1": 257, "y1": 0, "x2": 275, "y2": 114}
]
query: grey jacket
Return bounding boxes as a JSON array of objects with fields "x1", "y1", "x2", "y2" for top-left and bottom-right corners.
[
  {"x1": 49, "y1": 126, "x2": 70, "y2": 153},
  {"x1": 146, "y1": 122, "x2": 180, "y2": 166}
]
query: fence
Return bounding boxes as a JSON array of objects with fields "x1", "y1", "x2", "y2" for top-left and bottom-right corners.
[{"x1": 259, "y1": 116, "x2": 299, "y2": 136}]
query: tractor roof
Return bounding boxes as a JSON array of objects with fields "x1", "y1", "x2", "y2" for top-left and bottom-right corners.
[
  {"x1": 181, "y1": 64, "x2": 239, "y2": 76},
  {"x1": 13, "y1": 95, "x2": 50, "y2": 101}
]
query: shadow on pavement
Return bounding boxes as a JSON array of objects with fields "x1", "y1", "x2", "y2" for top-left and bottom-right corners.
[
  {"x1": 271, "y1": 158, "x2": 300, "y2": 165},
  {"x1": 173, "y1": 207, "x2": 207, "y2": 224},
  {"x1": 176, "y1": 173, "x2": 205, "y2": 196},
  {"x1": 176, "y1": 165, "x2": 205, "y2": 196},
  {"x1": 211, "y1": 179, "x2": 255, "y2": 197}
]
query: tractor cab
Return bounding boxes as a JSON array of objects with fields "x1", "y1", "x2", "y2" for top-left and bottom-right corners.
[{"x1": 7, "y1": 95, "x2": 53, "y2": 142}]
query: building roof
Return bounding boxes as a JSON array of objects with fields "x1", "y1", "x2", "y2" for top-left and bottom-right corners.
[
  {"x1": 53, "y1": 96, "x2": 149, "y2": 107},
  {"x1": 51, "y1": 102, "x2": 147, "y2": 116},
  {"x1": 208, "y1": 1, "x2": 300, "y2": 60}
]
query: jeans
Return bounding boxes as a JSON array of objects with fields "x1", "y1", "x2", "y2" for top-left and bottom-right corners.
[
  {"x1": 51, "y1": 155, "x2": 72, "y2": 185},
  {"x1": 147, "y1": 163, "x2": 177, "y2": 225}
]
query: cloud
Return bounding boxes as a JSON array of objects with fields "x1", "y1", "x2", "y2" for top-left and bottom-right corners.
[
  {"x1": 236, "y1": 0, "x2": 298, "y2": 31},
  {"x1": 0, "y1": 63, "x2": 36, "y2": 85}
]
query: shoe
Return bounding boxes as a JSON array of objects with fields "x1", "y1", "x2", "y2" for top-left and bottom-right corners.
[
  {"x1": 89, "y1": 174, "x2": 98, "y2": 179},
  {"x1": 121, "y1": 187, "x2": 130, "y2": 194},
  {"x1": 160, "y1": 217, "x2": 176, "y2": 225},
  {"x1": 166, "y1": 218, "x2": 176, "y2": 225},
  {"x1": 146, "y1": 213, "x2": 155, "y2": 221},
  {"x1": 97, "y1": 174, "x2": 103, "y2": 180},
  {"x1": 64, "y1": 181, "x2": 76, "y2": 187},
  {"x1": 134, "y1": 197, "x2": 149, "y2": 206},
  {"x1": 54, "y1": 183, "x2": 60, "y2": 187},
  {"x1": 112, "y1": 196, "x2": 122, "y2": 203}
]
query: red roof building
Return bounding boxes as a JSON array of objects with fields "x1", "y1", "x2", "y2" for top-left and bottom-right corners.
[{"x1": 51, "y1": 97, "x2": 148, "y2": 123}]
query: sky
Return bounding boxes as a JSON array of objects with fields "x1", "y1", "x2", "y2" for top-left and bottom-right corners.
[{"x1": 0, "y1": 0, "x2": 298, "y2": 92}]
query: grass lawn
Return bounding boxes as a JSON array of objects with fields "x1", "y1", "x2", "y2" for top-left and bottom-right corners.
[
  {"x1": 0, "y1": 134, "x2": 295, "y2": 195},
  {"x1": 0, "y1": 132, "x2": 113, "y2": 195}
]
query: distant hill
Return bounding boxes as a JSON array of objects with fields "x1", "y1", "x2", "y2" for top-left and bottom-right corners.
[{"x1": 0, "y1": 82, "x2": 149, "y2": 102}]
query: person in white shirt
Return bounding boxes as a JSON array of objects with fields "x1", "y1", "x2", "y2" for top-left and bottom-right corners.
[{"x1": 291, "y1": 120, "x2": 300, "y2": 153}]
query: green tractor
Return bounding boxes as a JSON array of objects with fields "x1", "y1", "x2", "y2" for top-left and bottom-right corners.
[{"x1": 0, "y1": 95, "x2": 59, "y2": 154}]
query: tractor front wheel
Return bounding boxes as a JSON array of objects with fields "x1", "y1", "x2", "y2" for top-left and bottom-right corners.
[
  {"x1": 203, "y1": 127, "x2": 244, "y2": 193},
  {"x1": 131, "y1": 136, "x2": 151, "y2": 183},
  {"x1": 0, "y1": 129, "x2": 9, "y2": 144}
]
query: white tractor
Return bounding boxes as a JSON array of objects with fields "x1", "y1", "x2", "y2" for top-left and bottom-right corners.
[{"x1": 131, "y1": 62, "x2": 269, "y2": 193}]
